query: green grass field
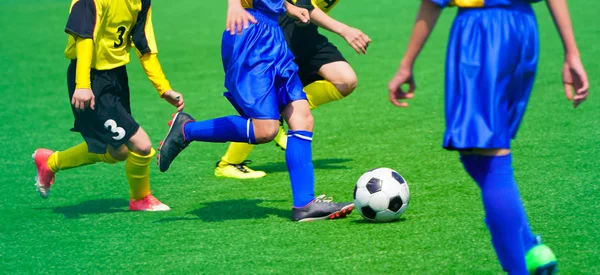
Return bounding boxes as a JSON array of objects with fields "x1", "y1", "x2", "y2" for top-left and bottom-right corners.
[{"x1": 1, "y1": 0, "x2": 598, "y2": 274}]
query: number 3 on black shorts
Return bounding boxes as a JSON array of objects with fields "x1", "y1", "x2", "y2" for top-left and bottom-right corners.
[{"x1": 104, "y1": 119, "x2": 126, "y2": 140}]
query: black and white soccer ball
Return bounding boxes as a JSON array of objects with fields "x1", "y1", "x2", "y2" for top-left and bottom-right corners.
[{"x1": 353, "y1": 168, "x2": 410, "y2": 222}]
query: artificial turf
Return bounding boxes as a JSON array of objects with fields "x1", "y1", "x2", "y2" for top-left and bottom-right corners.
[{"x1": 0, "y1": 0, "x2": 598, "y2": 273}]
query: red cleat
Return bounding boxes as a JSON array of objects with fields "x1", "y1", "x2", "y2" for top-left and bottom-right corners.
[
  {"x1": 129, "y1": 194, "x2": 171, "y2": 211},
  {"x1": 32, "y1": 149, "x2": 55, "y2": 199}
]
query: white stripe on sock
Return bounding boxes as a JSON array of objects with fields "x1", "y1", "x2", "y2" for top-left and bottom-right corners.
[
  {"x1": 246, "y1": 119, "x2": 251, "y2": 143},
  {"x1": 293, "y1": 134, "x2": 313, "y2": 141}
]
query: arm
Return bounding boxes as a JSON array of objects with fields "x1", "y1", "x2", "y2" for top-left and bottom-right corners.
[
  {"x1": 388, "y1": 0, "x2": 442, "y2": 107},
  {"x1": 284, "y1": 1, "x2": 310, "y2": 24},
  {"x1": 132, "y1": 0, "x2": 183, "y2": 111},
  {"x1": 226, "y1": 0, "x2": 257, "y2": 35},
  {"x1": 308, "y1": 6, "x2": 371, "y2": 55},
  {"x1": 65, "y1": 0, "x2": 100, "y2": 111},
  {"x1": 546, "y1": 0, "x2": 589, "y2": 108}
]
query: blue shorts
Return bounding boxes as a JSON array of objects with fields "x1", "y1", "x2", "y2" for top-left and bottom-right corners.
[
  {"x1": 443, "y1": 2, "x2": 539, "y2": 150},
  {"x1": 221, "y1": 9, "x2": 306, "y2": 120}
]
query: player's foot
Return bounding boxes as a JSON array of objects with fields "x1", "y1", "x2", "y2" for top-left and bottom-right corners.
[
  {"x1": 526, "y1": 237, "x2": 557, "y2": 275},
  {"x1": 129, "y1": 194, "x2": 171, "y2": 211},
  {"x1": 292, "y1": 195, "x2": 354, "y2": 222},
  {"x1": 32, "y1": 149, "x2": 56, "y2": 199},
  {"x1": 273, "y1": 119, "x2": 287, "y2": 150},
  {"x1": 157, "y1": 112, "x2": 195, "y2": 172},
  {"x1": 214, "y1": 160, "x2": 266, "y2": 179}
]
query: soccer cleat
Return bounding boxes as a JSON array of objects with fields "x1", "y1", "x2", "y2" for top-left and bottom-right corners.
[
  {"x1": 526, "y1": 239, "x2": 558, "y2": 275},
  {"x1": 129, "y1": 194, "x2": 171, "y2": 211},
  {"x1": 157, "y1": 112, "x2": 195, "y2": 172},
  {"x1": 292, "y1": 195, "x2": 354, "y2": 222},
  {"x1": 215, "y1": 160, "x2": 266, "y2": 179},
  {"x1": 273, "y1": 119, "x2": 287, "y2": 150},
  {"x1": 32, "y1": 149, "x2": 56, "y2": 199}
]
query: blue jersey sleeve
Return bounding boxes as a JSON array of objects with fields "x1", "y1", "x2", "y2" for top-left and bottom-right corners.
[{"x1": 428, "y1": 0, "x2": 451, "y2": 7}]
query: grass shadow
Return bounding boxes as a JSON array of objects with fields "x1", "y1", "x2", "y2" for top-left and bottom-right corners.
[
  {"x1": 33, "y1": 198, "x2": 128, "y2": 219},
  {"x1": 251, "y1": 158, "x2": 353, "y2": 174},
  {"x1": 351, "y1": 217, "x2": 408, "y2": 224},
  {"x1": 156, "y1": 199, "x2": 289, "y2": 223}
]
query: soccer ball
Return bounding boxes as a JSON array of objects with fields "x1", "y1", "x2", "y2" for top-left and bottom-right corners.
[{"x1": 353, "y1": 168, "x2": 410, "y2": 222}]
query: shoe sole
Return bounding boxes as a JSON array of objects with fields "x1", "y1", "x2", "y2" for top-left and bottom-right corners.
[
  {"x1": 533, "y1": 262, "x2": 557, "y2": 275},
  {"x1": 129, "y1": 206, "x2": 171, "y2": 212},
  {"x1": 32, "y1": 151, "x2": 49, "y2": 199},
  {"x1": 296, "y1": 204, "x2": 355, "y2": 222},
  {"x1": 214, "y1": 170, "x2": 267, "y2": 179},
  {"x1": 157, "y1": 112, "x2": 182, "y2": 172}
]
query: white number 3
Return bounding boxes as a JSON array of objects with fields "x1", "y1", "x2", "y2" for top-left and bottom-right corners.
[{"x1": 104, "y1": 119, "x2": 126, "y2": 141}]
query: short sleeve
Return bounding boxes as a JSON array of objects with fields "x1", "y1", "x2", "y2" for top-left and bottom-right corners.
[
  {"x1": 65, "y1": 0, "x2": 100, "y2": 39},
  {"x1": 294, "y1": 0, "x2": 315, "y2": 11},
  {"x1": 131, "y1": 0, "x2": 158, "y2": 55}
]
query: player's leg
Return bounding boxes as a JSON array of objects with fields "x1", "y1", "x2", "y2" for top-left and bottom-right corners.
[
  {"x1": 304, "y1": 61, "x2": 357, "y2": 109},
  {"x1": 103, "y1": 65, "x2": 168, "y2": 211},
  {"x1": 159, "y1": 18, "x2": 287, "y2": 173},
  {"x1": 281, "y1": 99, "x2": 354, "y2": 221},
  {"x1": 274, "y1": 44, "x2": 353, "y2": 150},
  {"x1": 33, "y1": 143, "x2": 124, "y2": 199},
  {"x1": 157, "y1": 111, "x2": 282, "y2": 172},
  {"x1": 460, "y1": 149, "x2": 533, "y2": 274},
  {"x1": 463, "y1": 149, "x2": 556, "y2": 274},
  {"x1": 213, "y1": 47, "x2": 357, "y2": 180},
  {"x1": 33, "y1": 61, "x2": 127, "y2": 199},
  {"x1": 124, "y1": 127, "x2": 169, "y2": 211},
  {"x1": 447, "y1": 4, "x2": 554, "y2": 274},
  {"x1": 215, "y1": 143, "x2": 266, "y2": 179}
]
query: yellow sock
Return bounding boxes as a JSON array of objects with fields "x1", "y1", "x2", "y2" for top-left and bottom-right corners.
[
  {"x1": 219, "y1": 142, "x2": 254, "y2": 167},
  {"x1": 125, "y1": 148, "x2": 155, "y2": 200},
  {"x1": 304, "y1": 80, "x2": 344, "y2": 109},
  {"x1": 46, "y1": 142, "x2": 120, "y2": 173}
]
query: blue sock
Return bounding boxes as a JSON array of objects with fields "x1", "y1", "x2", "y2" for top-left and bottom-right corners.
[
  {"x1": 286, "y1": 130, "x2": 315, "y2": 208},
  {"x1": 183, "y1": 115, "x2": 256, "y2": 144},
  {"x1": 461, "y1": 154, "x2": 532, "y2": 274}
]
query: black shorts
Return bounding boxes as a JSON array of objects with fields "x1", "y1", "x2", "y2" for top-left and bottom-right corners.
[
  {"x1": 278, "y1": 16, "x2": 347, "y2": 86},
  {"x1": 67, "y1": 60, "x2": 139, "y2": 154}
]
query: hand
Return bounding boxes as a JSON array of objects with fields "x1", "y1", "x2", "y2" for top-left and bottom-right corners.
[
  {"x1": 286, "y1": 5, "x2": 310, "y2": 26},
  {"x1": 341, "y1": 27, "x2": 371, "y2": 55},
  {"x1": 562, "y1": 53, "x2": 589, "y2": 108},
  {"x1": 226, "y1": 5, "x2": 257, "y2": 35},
  {"x1": 163, "y1": 90, "x2": 184, "y2": 112},
  {"x1": 388, "y1": 66, "x2": 416, "y2": 108},
  {"x1": 71, "y1": 88, "x2": 95, "y2": 112}
]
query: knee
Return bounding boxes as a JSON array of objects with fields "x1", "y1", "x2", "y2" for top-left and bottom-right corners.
[
  {"x1": 108, "y1": 145, "x2": 129, "y2": 161},
  {"x1": 332, "y1": 74, "x2": 357, "y2": 97},
  {"x1": 127, "y1": 140, "x2": 153, "y2": 156},
  {"x1": 131, "y1": 143, "x2": 153, "y2": 156},
  {"x1": 126, "y1": 128, "x2": 153, "y2": 156},
  {"x1": 253, "y1": 120, "x2": 280, "y2": 144},
  {"x1": 291, "y1": 110, "x2": 314, "y2": 132}
]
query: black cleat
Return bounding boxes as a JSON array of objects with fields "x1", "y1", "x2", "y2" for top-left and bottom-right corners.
[
  {"x1": 157, "y1": 112, "x2": 195, "y2": 172},
  {"x1": 292, "y1": 195, "x2": 354, "y2": 222}
]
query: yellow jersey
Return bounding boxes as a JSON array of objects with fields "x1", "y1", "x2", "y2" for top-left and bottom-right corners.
[
  {"x1": 290, "y1": 0, "x2": 341, "y2": 14},
  {"x1": 64, "y1": 0, "x2": 158, "y2": 71}
]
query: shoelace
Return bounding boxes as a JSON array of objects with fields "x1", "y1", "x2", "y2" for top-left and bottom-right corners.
[
  {"x1": 232, "y1": 160, "x2": 254, "y2": 173},
  {"x1": 314, "y1": 194, "x2": 334, "y2": 203}
]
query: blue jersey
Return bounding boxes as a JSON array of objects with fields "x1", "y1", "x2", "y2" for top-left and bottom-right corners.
[
  {"x1": 242, "y1": 0, "x2": 286, "y2": 16},
  {"x1": 430, "y1": 0, "x2": 541, "y2": 8}
]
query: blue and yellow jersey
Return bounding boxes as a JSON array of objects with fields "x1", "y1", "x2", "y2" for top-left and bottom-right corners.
[
  {"x1": 241, "y1": 0, "x2": 286, "y2": 16},
  {"x1": 64, "y1": 0, "x2": 158, "y2": 71},
  {"x1": 430, "y1": 0, "x2": 542, "y2": 8},
  {"x1": 290, "y1": 0, "x2": 341, "y2": 14}
]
